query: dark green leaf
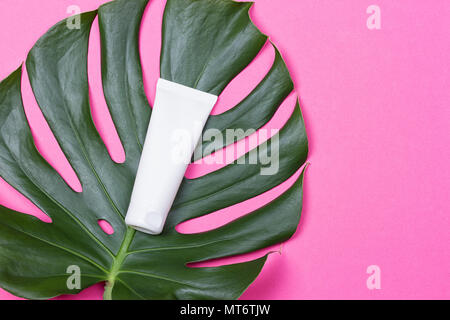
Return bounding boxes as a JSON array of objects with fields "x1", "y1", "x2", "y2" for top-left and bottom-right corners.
[{"x1": 0, "y1": 0, "x2": 308, "y2": 300}]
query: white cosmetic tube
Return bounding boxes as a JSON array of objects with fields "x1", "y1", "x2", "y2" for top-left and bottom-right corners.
[{"x1": 125, "y1": 78, "x2": 218, "y2": 235}]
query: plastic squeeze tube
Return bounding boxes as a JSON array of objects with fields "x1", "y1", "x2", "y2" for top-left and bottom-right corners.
[{"x1": 125, "y1": 78, "x2": 218, "y2": 235}]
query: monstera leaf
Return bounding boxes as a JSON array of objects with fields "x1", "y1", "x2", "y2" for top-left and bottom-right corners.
[{"x1": 0, "y1": 0, "x2": 308, "y2": 300}]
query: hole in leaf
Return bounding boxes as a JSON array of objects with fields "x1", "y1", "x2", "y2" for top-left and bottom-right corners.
[
  {"x1": 178, "y1": 166, "x2": 304, "y2": 235},
  {"x1": 98, "y1": 219, "x2": 114, "y2": 235},
  {"x1": 212, "y1": 41, "x2": 275, "y2": 115},
  {"x1": 187, "y1": 246, "x2": 281, "y2": 268},
  {"x1": 21, "y1": 64, "x2": 82, "y2": 193},
  {"x1": 140, "y1": 0, "x2": 167, "y2": 107},
  {"x1": 88, "y1": 17, "x2": 125, "y2": 164},
  {"x1": 185, "y1": 92, "x2": 298, "y2": 179},
  {"x1": 0, "y1": 177, "x2": 52, "y2": 223}
]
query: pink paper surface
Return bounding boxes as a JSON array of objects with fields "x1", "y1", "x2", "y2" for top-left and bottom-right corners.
[{"x1": 0, "y1": 0, "x2": 449, "y2": 300}]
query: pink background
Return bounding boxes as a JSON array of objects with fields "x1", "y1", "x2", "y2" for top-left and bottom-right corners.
[{"x1": 0, "y1": 0, "x2": 449, "y2": 300}]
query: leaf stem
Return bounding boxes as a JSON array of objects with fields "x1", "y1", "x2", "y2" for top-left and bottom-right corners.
[{"x1": 104, "y1": 227, "x2": 136, "y2": 300}]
